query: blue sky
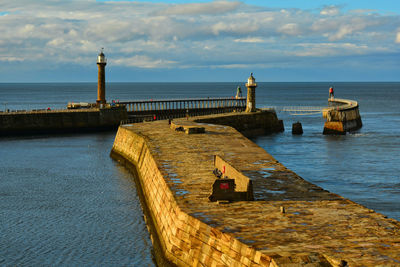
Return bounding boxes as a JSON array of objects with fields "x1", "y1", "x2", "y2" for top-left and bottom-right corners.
[
  {"x1": 117, "y1": 0, "x2": 400, "y2": 13},
  {"x1": 0, "y1": 0, "x2": 399, "y2": 82}
]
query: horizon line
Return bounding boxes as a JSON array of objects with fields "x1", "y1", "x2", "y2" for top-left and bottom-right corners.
[{"x1": 1, "y1": 81, "x2": 400, "y2": 84}]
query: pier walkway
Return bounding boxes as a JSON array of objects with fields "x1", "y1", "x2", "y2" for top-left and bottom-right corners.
[{"x1": 111, "y1": 112, "x2": 400, "y2": 266}]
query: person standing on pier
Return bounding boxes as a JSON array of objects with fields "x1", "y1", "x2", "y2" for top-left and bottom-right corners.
[
  {"x1": 329, "y1": 87, "x2": 334, "y2": 99},
  {"x1": 235, "y1": 86, "x2": 242, "y2": 99}
]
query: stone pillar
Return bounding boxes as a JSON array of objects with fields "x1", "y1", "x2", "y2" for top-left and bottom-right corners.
[
  {"x1": 97, "y1": 63, "x2": 106, "y2": 105},
  {"x1": 292, "y1": 122, "x2": 303, "y2": 135},
  {"x1": 96, "y1": 51, "x2": 107, "y2": 106},
  {"x1": 245, "y1": 73, "x2": 257, "y2": 113}
]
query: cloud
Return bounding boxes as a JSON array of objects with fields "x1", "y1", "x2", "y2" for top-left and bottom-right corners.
[
  {"x1": 155, "y1": 1, "x2": 241, "y2": 15},
  {"x1": 211, "y1": 20, "x2": 259, "y2": 36},
  {"x1": 320, "y1": 5, "x2": 340, "y2": 16},
  {"x1": 0, "y1": 0, "x2": 399, "y2": 73},
  {"x1": 113, "y1": 55, "x2": 177, "y2": 68},
  {"x1": 294, "y1": 43, "x2": 369, "y2": 57},
  {"x1": 234, "y1": 37, "x2": 266, "y2": 43},
  {"x1": 0, "y1": 56, "x2": 25, "y2": 62},
  {"x1": 278, "y1": 23, "x2": 300, "y2": 35},
  {"x1": 311, "y1": 15, "x2": 387, "y2": 41},
  {"x1": 350, "y1": 9, "x2": 377, "y2": 14}
]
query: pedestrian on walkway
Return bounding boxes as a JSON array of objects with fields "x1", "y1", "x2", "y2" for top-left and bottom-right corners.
[{"x1": 329, "y1": 87, "x2": 334, "y2": 99}]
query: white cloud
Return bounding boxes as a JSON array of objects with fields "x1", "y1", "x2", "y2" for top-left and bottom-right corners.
[
  {"x1": 350, "y1": 9, "x2": 377, "y2": 14},
  {"x1": 20, "y1": 24, "x2": 35, "y2": 34},
  {"x1": 113, "y1": 55, "x2": 177, "y2": 68},
  {"x1": 211, "y1": 21, "x2": 259, "y2": 36},
  {"x1": 396, "y1": 31, "x2": 400, "y2": 43},
  {"x1": 320, "y1": 6, "x2": 340, "y2": 16},
  {"x1": 0, "y1": 56, "x2": 25, "y2": 62},
  {"x1": 312, "y1": 16, "x2": 386, "y2": 41},
  {"x1": 329, "y1": 25, "x2": 355, "y2": 41},
  {"x1": 278, "y1": 23, "x2": 300, "y2": 35},
  {"x1": 47, "y1": 38, "x2": 64, "y2": 47},
  {"x1": 211, "y1": 63, "x2": 252, "y2": 69},
  {"x1": 294, "y1": 43, "x2": 369, "y2": 57},
  {"x1": 155, "y1": 1, "x2": 241, "y2": 15},
  {"x1": 234, "y1": 37, "x2": 266, "y2": 43}
]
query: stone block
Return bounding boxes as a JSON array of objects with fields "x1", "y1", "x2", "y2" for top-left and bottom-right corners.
[
  {"x1": 240, "y1": 255, "x2": 251, "y2": 266},
  {"x1": 323, "y1": 121, "x2": 345, "y2": 135},
  {"x1": 254, "y1": 251, "x2": 262, "y2": 264},
  {"x1": 185, "y1": 126, "x2": 206, "y2": 134}
]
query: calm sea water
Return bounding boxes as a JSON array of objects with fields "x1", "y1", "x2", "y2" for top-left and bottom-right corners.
[{"x1": 0, "y1": 82, "x2": 399, "y2": 265}]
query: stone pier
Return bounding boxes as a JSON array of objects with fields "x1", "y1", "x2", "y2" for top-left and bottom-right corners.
[
  {"x1": 322, "y1": 98, "x2": 362, "y2": 135},
  {"x1": 0, "y1": 106, "x2": 127, "y2": 136},
  {"x1": 111, "y1": 110, "x2": 400, "y2": 266}
]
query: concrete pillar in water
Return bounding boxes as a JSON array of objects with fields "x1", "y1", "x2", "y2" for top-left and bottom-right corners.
[
  {"x1": 292, "y1": 122, "x2": 303, "y2": 135},
  {"x1": 245, "y1": 73, "x2": 257, "y2": 113},
  {"x1": 96, "y1": 49, "x2": 107, "y2": 106}
]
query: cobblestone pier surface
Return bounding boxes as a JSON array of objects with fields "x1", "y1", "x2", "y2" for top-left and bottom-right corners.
[{"x1": 111, "y1": 112, "x2": 400, "y2": 266}]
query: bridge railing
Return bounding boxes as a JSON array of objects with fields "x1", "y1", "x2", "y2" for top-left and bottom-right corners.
[
  {"x1": 119, "y1": 97, "x2": 247, "y2": 112},
  {"x1": 261, "y1": 106, "x2": 326, "y2": 115},
  {"x1": 262, "y1": 106, "x2": 326, "y2": 112}
]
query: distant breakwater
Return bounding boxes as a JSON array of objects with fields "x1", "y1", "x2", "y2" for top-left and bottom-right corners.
[
  {"x1": 0, "y1": 97, "x2": 248, "y2": 137},
  {"x1": 322, "y1": 98, "x2": 362, "y2": 135},
  {"x1": 0, "y1": 107, "x2": 127, "y2": 136}
]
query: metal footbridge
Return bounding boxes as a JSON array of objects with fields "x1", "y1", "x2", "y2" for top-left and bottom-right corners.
[
  {"x1": 119, "y1": 97, "x2": 247, "y2": 124},
  {"x1": 261, "y1": 106, "x2": 326, "y2": 115}
]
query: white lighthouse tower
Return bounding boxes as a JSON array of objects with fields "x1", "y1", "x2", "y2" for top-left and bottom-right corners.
[{"x1": 245, "y1": 73, "x2": 257, "y2": 113}]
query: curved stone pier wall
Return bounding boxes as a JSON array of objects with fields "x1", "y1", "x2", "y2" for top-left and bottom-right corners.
[
  {"x1": 194, "y1": 110, "x2": 284, "y2": 137},
  {"x1": 111, "y1": 126, "x2": 273, "y2": 266},
  {"x1": 322, "y1": 98, "x2": 362, "y2": 135},
  {"x1": 111, "y1": 111, "x2": 400, "y2": 266}
]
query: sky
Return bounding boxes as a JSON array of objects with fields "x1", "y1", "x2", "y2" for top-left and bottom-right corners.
[{"x1": 0, "y1": 0, "x2": 399, "y2": 82}]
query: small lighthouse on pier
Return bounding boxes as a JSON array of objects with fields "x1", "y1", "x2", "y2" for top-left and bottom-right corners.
[
  {"x1": 96, "y1": 49, "x2": 107, "y2": 106},
  {"x1": 245, "y1": 73, "x2": 257, "y2": 113}
]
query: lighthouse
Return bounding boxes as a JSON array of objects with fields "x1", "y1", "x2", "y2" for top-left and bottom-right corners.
[
  {"x1": 245, "y1": 73, "x2": 257, "y2": 113},
  {"x1": 96, "y1": 49, "x2": 107, "y2": 106}
]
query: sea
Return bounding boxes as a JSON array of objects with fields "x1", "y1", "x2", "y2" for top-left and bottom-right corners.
[{"x1": 0, "y1": 82, "x2": 399, "y2": 266}]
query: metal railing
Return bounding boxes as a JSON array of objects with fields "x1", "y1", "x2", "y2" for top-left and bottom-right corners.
[
  {"x1": 120, "y1": 97, "x2": 247, "y2": 112},
  {"x1": 261, "y1": 106, "x2": 325, "y2": 115}
]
